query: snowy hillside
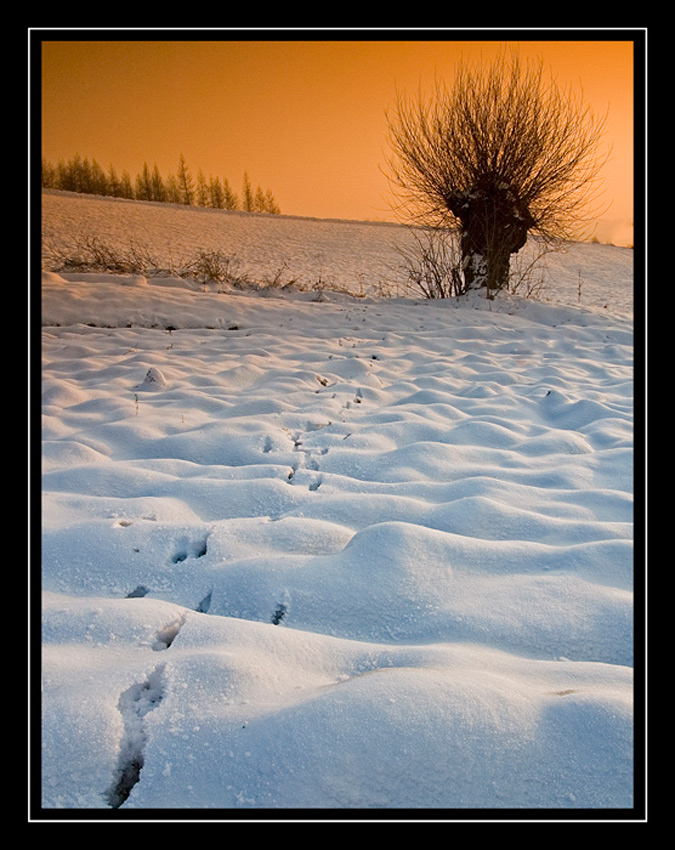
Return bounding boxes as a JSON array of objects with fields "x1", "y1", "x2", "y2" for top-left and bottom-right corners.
[{"x1": 36, "y1": 191, "x2": 639, "y2": 818}]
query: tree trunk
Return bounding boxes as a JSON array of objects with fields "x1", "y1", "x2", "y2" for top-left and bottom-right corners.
[{"x1": 448, "y1": 182, "x2": 534, "y2": 295}]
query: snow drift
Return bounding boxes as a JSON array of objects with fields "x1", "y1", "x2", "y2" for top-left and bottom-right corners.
[{"x1": 37, "y1": 192, "x2": 638, "y2": 817}]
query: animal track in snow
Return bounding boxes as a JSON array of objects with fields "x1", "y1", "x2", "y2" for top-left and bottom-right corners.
[
  {"x1": 152, "y1": 614, "x2": 185, "y2": 651},
  {"x1": 171, "y1": 535, "x2": 208, "y2": 563},
  {"x1": 271, "y1": 603, "x2": 288, "y2": 625},
  {"x1": 126, "y1": 584, "x2": 149, "y2": 598},
  {"x1": 285, "y1": 425, "x2": 332, "y2": 487},
  {"x1": 271, "y1": 591, "x2": 291, "y2": 625},
  {"x1": 105, "y1": 665, "x2": 165, "y2": 808},
  {"x1": 342, "y1": 388, "x2": 364, "y2": 410},
  {"x1": 196, "y1": 588, "x2": 213, "y2": 614}
]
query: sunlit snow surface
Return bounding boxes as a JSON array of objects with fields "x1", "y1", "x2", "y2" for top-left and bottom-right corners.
[{"x1": 39, "y1": 192, "x2": 636, "y2": 813}]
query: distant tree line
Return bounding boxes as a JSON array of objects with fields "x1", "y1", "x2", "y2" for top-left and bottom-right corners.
[{"x1": 40, "y1": 153, "x2": 281, "y2": 214}]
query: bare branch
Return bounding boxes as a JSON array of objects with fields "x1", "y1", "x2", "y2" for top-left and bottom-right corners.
[{"x1": 384, "y1": 48, "x2": 610, "y2": 279}]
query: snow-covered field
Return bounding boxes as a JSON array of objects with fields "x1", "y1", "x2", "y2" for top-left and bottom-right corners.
[{"x1": 36, "y1": 191, "x2": 639, "y2": 818}]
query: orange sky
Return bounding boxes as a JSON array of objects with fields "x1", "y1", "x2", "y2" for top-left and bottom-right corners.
[{"x1": 38, "y1": 33, "x2": 640, "y2": 245}]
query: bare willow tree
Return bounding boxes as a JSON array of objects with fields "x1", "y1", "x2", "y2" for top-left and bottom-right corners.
[{"x1": 385, "y1": 50, "x2": 610, "y2": 295}]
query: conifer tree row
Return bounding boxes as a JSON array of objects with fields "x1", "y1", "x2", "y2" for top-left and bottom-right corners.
[{"x1": 41, "y1": 153, "x2": 281, "y2": 214}]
